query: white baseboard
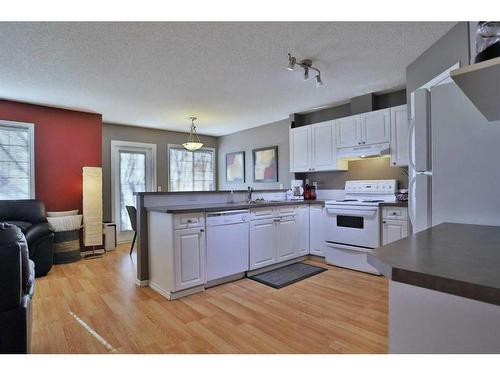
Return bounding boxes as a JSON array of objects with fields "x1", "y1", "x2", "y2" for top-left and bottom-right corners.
[{"x1": 135, "y1": 279, "x2": 149, "y2": 287}]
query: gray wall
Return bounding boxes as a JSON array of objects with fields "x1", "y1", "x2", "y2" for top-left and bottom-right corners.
[
  {"x1": 102, "y1": 123, "x2": 218, "y2": 221},
  {"x1": 217, "y1": 118, "x2": 293, "y2": 191},
  {"x1": 406, "y1": 22, "x2": 470, "y2": 113},
  {"x1": 297, "y1": 157, "x2": 408, "y2": 190},
  {"x1": 293, "y1": 89, "x2": 406, "y2": 126}
]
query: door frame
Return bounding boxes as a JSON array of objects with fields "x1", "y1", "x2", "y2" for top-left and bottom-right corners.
[{"x1": 111, "y1": 140, "x2": 157, "y2": 243}]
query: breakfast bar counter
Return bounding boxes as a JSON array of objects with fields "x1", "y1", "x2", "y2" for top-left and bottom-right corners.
[{"x1": 368, "y1": 222, "x2": 500, "y2": 353}]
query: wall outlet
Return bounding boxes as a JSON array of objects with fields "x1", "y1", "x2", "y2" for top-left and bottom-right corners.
[
  {"x1": 157, "y1": 185, "x2": 162, "y2": 192},
  {"x1": 279, "y1": 183, "x2": 283, "y2": 189}
]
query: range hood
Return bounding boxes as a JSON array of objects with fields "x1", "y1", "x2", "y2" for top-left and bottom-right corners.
[{"x1": 337, "y1": 143, "x2": 390, "y2": 160}]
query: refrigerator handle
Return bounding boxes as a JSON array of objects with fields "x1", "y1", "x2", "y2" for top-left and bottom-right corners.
[
  {"x1": 408, "y1": 175, "x2": 416, "y2": 228},
  {"x1": 408, "y1": 118, "x2": 416, "y2": 171}
]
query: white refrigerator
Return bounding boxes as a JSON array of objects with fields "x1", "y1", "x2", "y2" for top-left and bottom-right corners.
[{"x1": 409, "y1": 82, "x2": 500, "y2": 233}]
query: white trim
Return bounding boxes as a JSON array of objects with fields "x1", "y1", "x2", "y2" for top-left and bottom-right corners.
[
  {"x1": 410, "y1": 62, "x2": 461, "y2": 119},
  {"x1": 0, "y1": 120, "x2": 35, "y2": 199},
  {"x1": 135, "y1": 279, "x2": 149, "y2": 287},
  {"x1": 110, "y1": 140, "x2": 157, "y2": 242},
  {"x1": 167, "y1": 143, "x2": 216, "y2": 192}
]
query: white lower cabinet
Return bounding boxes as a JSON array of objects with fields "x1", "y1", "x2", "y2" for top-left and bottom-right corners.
[
  {"x1": 249, "y1": 206, "x2": 310, "y2": 270},
  {"x1": 309, "y1": 205, "x2": 326, "y2": 256},
  {"x1": 277, "y1": 216, "x2": 298, "y2": 261},
  {"x1": 250, "y1": 218, "x2": 277, "y2": 269},
  {"x1": 174, "y1": 227, "x2": 206, "y2": 290},
  {"x1": 382, "y1": 207, "x2": 409, "y2": 245}
]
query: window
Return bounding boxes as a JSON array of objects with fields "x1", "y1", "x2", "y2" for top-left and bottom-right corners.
[
  {"x1": 168, "y1": 145, "x2": 215, "y2": 191},
  {"x1": 0, "y1": 121, "x2": 35, "y2": 200}
]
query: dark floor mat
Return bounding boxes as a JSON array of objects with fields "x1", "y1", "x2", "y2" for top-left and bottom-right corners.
[{"x1": 249, "y1": 262, "x2": 327, "y2": 289}]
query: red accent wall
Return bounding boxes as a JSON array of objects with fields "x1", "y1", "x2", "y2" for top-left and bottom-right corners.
[{"x1": 0, "y1": 99, "x2": 102, "y2": 212}]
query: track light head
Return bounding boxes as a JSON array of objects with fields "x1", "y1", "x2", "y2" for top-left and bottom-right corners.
[
  {"x1": 303, "y1": 67, "x2": 309, "y2": 80},
  {"x1": 287, "y1": 53, "x2": 296, "y2": 71},
  {"x1": 315, "y1": 74, "x2": 324, "y2": 87}
]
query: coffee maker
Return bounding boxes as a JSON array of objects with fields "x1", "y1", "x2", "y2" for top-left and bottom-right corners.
[{"x1": 291, "y1": 179, "x2": 304, "y2": 200}]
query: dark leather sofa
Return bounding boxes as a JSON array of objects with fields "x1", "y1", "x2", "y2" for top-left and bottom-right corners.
[
  {"x1": 0, "y1": 200, "x2": 54, "y2": 277},
  {"x1": 0, "y1": 223, "x2": 34, "y2": 353}
]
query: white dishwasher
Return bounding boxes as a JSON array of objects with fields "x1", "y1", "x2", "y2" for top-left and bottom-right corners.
[{"x1": 206, "y1": 210, "x2": 250, "y2": 282}]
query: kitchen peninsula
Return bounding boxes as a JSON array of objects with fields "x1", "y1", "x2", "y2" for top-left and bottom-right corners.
[{"x1": 133, "y1": 189, "x2": 340, "y2": 289}]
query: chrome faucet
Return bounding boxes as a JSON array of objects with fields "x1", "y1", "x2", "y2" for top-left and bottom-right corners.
[{"x1": 247, "y1": 186, "x2": 253, "y2": 202}]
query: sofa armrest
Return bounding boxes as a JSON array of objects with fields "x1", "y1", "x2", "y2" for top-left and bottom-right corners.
[{"x1": 24, "y1": 223, "x2": 54, "y2": 245}]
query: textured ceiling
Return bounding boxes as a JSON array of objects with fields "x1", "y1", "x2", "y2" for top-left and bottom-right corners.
[{"x1": 0, "y1": 22, "x2": 455, "y2": 136}]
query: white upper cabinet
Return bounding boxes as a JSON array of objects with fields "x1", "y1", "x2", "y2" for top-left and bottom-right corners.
[
  {"x1": 336, "y1": 115, "x2": 361, "y2": 148},
  {"x1": 290, "y1": 121, "x2": 347, "y2": 173},
  {"x1": 390, "y1": 105, "x2": 409, "y2": 166},
  {"x1": 361, "y1": 108, "x2": 391, "y2": 145},
  {"x1": 289, "y1": 126, "x2": 311, "y2": 172}
]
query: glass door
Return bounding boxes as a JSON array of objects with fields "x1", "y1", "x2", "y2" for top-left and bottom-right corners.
[{"x1": 111, "y1": 141, "x2": 156, "y2": 242}]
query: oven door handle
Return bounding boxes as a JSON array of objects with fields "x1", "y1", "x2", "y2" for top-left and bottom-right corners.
[{"x1": 325, "y1": 208, "x2": 377, "y2": 217}]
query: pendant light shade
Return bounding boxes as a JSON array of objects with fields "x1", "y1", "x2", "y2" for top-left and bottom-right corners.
[{"x1": 182, "y1": 117, "x2": 204, "y2": 151}]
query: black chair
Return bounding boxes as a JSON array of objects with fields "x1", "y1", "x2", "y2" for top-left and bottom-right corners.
[
  {"x1": 125, "y1": 206, "x2": 137, "y2": 256},
  {"x1": 0, "y1": 223, "x2": 35, "y2": 353},
  {"x1": 0, "y1": 200, "x2": 54, "y2": 277}
]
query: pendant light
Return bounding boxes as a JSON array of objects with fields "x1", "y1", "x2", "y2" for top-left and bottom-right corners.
[{"x1": 182, "y1": 116, "x2": 204, "y2": 151}]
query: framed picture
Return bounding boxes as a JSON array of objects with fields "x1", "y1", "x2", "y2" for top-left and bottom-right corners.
[
  {"x1": 253, "y1": 146, "x2": 278, "y2": 182},
  {"x1": 225, "y1": 151, "x2": 245, "y2": 183}
]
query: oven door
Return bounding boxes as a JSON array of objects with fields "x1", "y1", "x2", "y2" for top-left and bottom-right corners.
[{"x1": 324, "y1": 205, "x2": 380, "y2": 248}]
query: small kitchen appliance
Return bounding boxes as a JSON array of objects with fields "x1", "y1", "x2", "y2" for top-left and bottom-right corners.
[
  {"x1": 324, "y1": 179, "x2": 397, "y2": 274},
  {"x1": 291, "y1": 179, "x2": 304, "y2": 200}
]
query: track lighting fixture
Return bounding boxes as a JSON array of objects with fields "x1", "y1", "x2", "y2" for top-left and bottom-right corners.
[{"x1": 287, "y1": 53, "x2": 324, "y2": 88}]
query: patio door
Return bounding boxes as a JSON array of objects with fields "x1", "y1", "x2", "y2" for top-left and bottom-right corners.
[{"x1": 111, "y1": 141, "x2": 156, "y2": 242}]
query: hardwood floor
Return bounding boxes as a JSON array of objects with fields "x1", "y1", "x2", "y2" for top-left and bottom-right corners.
[{"x1": 32, "y1": 244, "x2": 388, "y2": 353}]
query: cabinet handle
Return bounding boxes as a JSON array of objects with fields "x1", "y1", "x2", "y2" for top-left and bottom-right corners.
[
  {"x1": 392, "y1": 162, "x2": 396, "y2": 165},
  {"x1": 187, "y1": 219, "x2": 193, "y2": 223},
  {"x1": 382, "y1": 220, "x2": 386, "y2": 224},
  {"x1": 200, "y1": 228, "x2": 205, "y2": 232}
]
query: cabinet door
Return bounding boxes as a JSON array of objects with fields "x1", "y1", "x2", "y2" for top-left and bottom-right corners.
[
  {"x1": 390, "y1": 105, "x2": 409, "y2": 166},
  {"x1": 336, "y1": 115, "x2": 361, "y2": 148},
  {"x1": 249, "y1": 218, "x2": 277, "y2": 270},
  {"x1": 309, "y1": 205, "x2": 326, "y2": 256},
  {"x1": 174, "y1": 227, "x2": 206, "y2": 291},
  {"x1": 276, "y1": 216, "x2": 299, "y2": 261},
  {"x1": 295, "y1": 206, "x2": 309, "y2": 255},
  {"x1": 382, "y1": 219, "x2": 408, "y2": 245},
  {"x1": 289, "y1": 126, "x2": 311, "y2": 172},
  {"x1": 311, "y1": 121, "x2": 336, "y2": 171},
  {"x1": 362, "y1": 108, "x2": 391, "y2": 145}
]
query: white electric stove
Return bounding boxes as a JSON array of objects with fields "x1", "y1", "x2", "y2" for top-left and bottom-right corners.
[{"x1": 324, "y1": 180, "x2": 397, "y2": 274}]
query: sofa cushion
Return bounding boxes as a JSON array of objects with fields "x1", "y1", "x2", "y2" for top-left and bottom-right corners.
[
  {"x1": 0, "y1": 200, "x2": 48, "y2": 224},
  {"x1": 24, "y1": 223, "x2": 53, "y2": 244}
]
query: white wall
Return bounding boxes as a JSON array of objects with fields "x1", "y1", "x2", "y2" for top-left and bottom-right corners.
[{"x1": 217, "y1": 118, "x2": 293, "y2": 190}]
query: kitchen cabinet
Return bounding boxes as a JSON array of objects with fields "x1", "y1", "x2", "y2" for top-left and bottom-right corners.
[
  {"x1": 249, "y1": 206, "x2": 309, "y2": 270},
  {"x1": 276, "y1": 216, "x2": 298, "y2": 261},
  {"x1": 290, "y1": 121, "x2": 347, "y2": 172},
  {"x1": 289, "y1": 125, "x2": 310, "y2": 172},
  {"x1": 296, "y1": 205, "x2": 310, "y2": 255},
  {"x1": 390, "y1": 105, "x2": 409, "y2": 166},
  {"x1": 250, "y1": 218, "x2": 277, "y2": 269},
  {"x1": 382, "y1": 207, "x2": 409, "y2": 245},
  {"x1": 336, "y1": 114, "x2": 361, "y2": 148},
  {"x1": 174, "y1": 227, "x2": 206, "y2": 290},
  {"x1": 309, "y1": 205, "x2": 326, "y2": 256},
  {"x1": 361, "y1": 108, "x2": 391, "y2": 145},
  {"x1": 336, "y1": 109, "x2": 391, "y2": 148}
]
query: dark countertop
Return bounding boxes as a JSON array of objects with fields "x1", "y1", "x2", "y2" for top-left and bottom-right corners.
[
  {"x1": 368, "y1": 222, "x2": 500, "y2": 306},
  {"x1": 147, "y1": 200, "x2": 325, "y2": 214}
]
